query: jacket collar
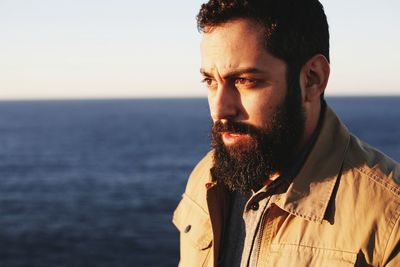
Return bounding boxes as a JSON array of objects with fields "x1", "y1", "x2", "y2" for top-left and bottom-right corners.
[{"x1": 274, "y1": 105, "x2": 350, "y2": 223}]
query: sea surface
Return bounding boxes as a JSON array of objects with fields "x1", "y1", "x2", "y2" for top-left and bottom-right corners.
[{"x1": 0, "y1": 97, "x2": 399, "y2": 267}]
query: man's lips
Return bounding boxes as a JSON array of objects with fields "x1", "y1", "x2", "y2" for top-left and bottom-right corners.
[{"x1": 221, "y1": 132, "x2": 251, "y2": 145}]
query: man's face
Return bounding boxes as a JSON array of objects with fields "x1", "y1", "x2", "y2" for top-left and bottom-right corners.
[
  {"x1": 201, "y1": 19, "x2": 288, "y2": 139},
  {"x1": 200, "y1": 19, "x2": 305, "y2": 192}
]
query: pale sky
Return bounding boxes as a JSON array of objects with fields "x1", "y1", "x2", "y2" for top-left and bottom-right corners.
[{"x1": 0, "y1": 0, "x2": 399, "y2": 100}]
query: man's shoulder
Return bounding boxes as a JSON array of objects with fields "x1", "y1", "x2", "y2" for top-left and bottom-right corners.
[
  {"x1": 335, "y1": 136, "x2": 400, "y2": 265},
  {"x1": 344, "y1": 134, "x2": 400, "y2": 198}
]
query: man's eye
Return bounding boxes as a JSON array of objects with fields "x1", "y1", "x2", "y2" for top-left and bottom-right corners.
[
  {"x1": 235, "y1": 78, "x2": 256, "y2": 86},
  {"x1": 201, "y1": 78, "x2": 217, "y2": 89}
]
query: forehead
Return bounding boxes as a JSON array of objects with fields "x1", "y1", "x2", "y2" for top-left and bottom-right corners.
[{"x1": 200, "y1": 19, "x2": 272, "y2": 75}]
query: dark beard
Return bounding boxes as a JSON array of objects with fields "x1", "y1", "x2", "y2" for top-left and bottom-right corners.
[{"x1": 210, "y1": 88, "x2": 305, "y2": 193}]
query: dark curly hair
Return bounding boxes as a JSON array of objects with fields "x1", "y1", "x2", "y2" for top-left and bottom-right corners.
[{"x1": 197, "y1": 0, "x2": 329, "y2": 98}]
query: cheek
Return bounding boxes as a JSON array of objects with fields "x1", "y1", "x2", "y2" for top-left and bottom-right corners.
[
  {"x1": 244, "y1": 84, "x2": 287, "y2": 125},
  {"x1": 255, "y1": 104, "x2": 276, "y2": 126},
  {"x1": 207, "y1": 95, "x2": 212, "y2": 109},
  {"x1": 241, "y1": 95, "x2": 276, "y2": 125},
  {"x1": 207, "y1": 95, "x2": 216, "y2": 121}
]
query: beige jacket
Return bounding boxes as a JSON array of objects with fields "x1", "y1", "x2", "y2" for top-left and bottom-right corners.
[{"x1": 173, "y1": 106, "x2": 400, "y2": 267}]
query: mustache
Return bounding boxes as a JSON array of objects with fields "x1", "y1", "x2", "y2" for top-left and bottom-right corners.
[{"x1": 212, "y1": 120, "x2": 263, "y2": 135}]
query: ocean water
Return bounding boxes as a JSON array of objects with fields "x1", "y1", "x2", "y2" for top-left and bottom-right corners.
[{"x1": 0, "y1": 97, "x2": 399, "y2": 267}]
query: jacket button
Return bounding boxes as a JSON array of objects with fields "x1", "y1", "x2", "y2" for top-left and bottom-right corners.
[
  {"x1": 250, "y1": 202, "x2": 259, "y2": 211},
  {"x1": 184, "y1": 225, "x2": 191, "y2": 233}
]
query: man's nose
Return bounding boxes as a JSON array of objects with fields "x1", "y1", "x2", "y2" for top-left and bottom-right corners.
[{"x1": 209, "y1": 83, "x2": 240, "y2": 121}]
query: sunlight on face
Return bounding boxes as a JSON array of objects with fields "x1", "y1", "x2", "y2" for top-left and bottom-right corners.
[{"x1": 200, "y1": 18, "x2": 288, "y2": 138}]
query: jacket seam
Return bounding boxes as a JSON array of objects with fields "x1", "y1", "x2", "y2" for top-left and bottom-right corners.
[
  {"x1": 201, "y1": 247, "x2": 212, "y2": 267},
  {"x1": 345, "y1": 158, "x2": 400, "y2": 197},
  {"x1": 284, "y1": 208, "x2": 321, "y2": 223},
  {"x1": 270, "y1": 243, "x2": 357, "y2": 254},
  {"x1": 381, "y1": 202, "x2": 400, "y2": 266}
]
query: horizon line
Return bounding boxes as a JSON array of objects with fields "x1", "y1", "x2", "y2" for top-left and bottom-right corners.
[{"x1": 0, "y1": 95, "x2": 400, "y2": 103}]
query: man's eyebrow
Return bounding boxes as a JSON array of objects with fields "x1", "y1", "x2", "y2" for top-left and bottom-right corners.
[
  {"x1": 200, "y1": 68, "x2": 265, "y2": 79},
  {"x1": 200, "y1": 68, "x2": 213, "y2": 77}
]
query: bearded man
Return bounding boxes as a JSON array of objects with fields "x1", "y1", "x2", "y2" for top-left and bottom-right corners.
[{"x1": 173, "y1": 0, "x2": 400, "y2": 266}]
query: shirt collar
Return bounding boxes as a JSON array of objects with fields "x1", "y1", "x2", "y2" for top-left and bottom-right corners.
[{"x1": 273, "y1": 104, "x2": 350, "y2": 223}]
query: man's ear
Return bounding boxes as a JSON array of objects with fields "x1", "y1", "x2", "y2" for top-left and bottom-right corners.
[{"x1": 300, "y1": 54, "x2": 330, "y2": 102}]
